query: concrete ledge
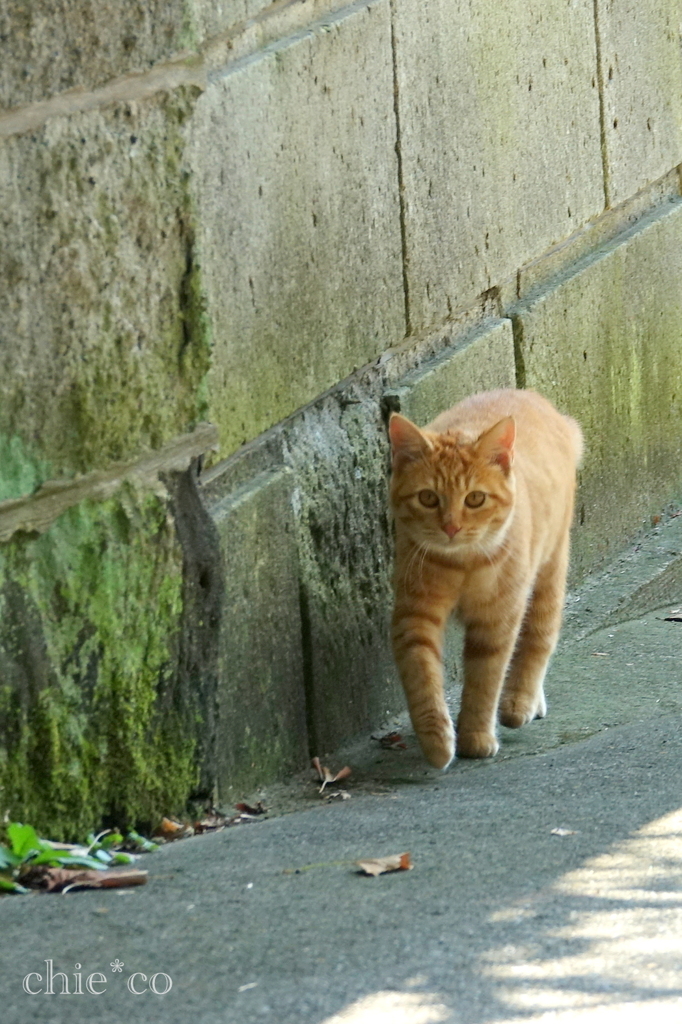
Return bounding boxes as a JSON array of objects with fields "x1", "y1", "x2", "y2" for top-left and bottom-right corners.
[{"x1": 0, "y1": 423, "x2": 218, "y2": 540}]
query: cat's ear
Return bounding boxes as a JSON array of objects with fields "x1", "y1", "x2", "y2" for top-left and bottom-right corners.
[
  {"x1": 388, "y1": 413, "x2": 433, "y2": 468},
  {"x1": 476, "y1": 416, "x2": 515, "y2": 473}
]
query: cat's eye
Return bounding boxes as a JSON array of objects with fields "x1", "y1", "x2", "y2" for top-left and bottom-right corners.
[
  {"x1": 464, "y1": 491, "x2": 486, "y2": 508},
  {"x1": 418, "y1": 489, "x2": 439, "y2": 508}
]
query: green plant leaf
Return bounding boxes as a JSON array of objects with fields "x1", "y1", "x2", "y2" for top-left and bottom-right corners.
[
  {"x1": 26, "y1": 850, "x2": 62, "y2": 867},
  {"x1": 101, "y1": 832, "x2": 124, "y2": 849},
  {"x1": 52, "y1": 854, "x2": 109, "y2": 871},
  {"x1": 0, "y1": 873, "x2": 29, "y2": 894},
  {"x1": 126, "y1": 830, "x2": 159, "y2": 853},
  {"x1": 55, "y1": 851, "x2": 109, "y2": 868},
  {"x1": 0, "y1": 845, "x2": 21, "y2": 870},
  {"x1": 7, "y1": 823, "x2": 42, "y2": 861},
  {"x1": 28, "y1": 851, "x2": 107, "y2": 871},
  {"x1": 111, "y1": 852, "x2": 135, "y2": 865}
]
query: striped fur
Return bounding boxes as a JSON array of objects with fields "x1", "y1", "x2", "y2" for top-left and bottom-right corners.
[{"x1": 389, "y1": 389, "x2": 583, "y2": 768}]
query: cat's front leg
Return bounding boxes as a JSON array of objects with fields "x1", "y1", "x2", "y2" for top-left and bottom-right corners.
[
  {"x1": 392, "y1": 597, "x2": 455, "y2": 769},
  {"x1": 457, "y1": 614, "x2": 523, "y2": 758}
]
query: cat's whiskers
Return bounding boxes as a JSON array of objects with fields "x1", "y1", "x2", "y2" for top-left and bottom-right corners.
[
  {"x1": 418, "y1": 539, "x2": 432, "y2": 580},
  {"x1": 475, "y1": 539, "x2": 500, "y2": 566},
  {"x1": 415, "y1": 540, "x2": 431, "y2": 587},
  {"x1": 405, "y1": 539, "x2": 430, "y2": 589},
  {"x1": 475, "y1": 529, "x2": 513, "y2": 566}
]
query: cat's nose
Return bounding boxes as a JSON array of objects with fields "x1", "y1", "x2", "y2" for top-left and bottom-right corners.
[{"x1": 443, "y1": 523, "x2": 460, "y2": 538}]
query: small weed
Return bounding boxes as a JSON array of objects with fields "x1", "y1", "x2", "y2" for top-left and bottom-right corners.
[{"x1": 0, "y1": 823, "x2": 157, "y2": 894}]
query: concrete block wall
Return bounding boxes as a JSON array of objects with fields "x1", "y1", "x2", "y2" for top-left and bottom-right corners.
[
  {"x1": 392, "y1": 0, "x2": 605, "y2": 331},
  {"x1": 2, "y1": 0, "x2": 682, "y2": 833},
  {"x1": 190, "y1": 1, "x2": 405, "y2": 450}
]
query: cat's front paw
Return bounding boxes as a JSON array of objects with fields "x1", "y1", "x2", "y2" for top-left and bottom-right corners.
[
  {"x1": 417, "y1": 720, "x2": 455, "y2": 769},
  {"x1": 456, "y1": 730, "x2": 499, "y2": 759},
  {"x1": 417, "y1": 733, "x2": 454, "y2": 770}
]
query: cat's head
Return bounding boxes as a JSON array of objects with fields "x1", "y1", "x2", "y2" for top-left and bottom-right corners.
[{"x1": 388, "y1": 412, "x2": 516, "y2": 554}]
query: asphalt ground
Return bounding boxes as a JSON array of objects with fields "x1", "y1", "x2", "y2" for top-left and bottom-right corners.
[{"x1": 2, "y1": 509, "x2": 682, "y2": 1024}]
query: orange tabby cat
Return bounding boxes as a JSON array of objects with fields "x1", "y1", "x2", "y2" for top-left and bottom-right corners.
[{"x1": 389, "y1": 388, "x2": 583, "y2": 768}]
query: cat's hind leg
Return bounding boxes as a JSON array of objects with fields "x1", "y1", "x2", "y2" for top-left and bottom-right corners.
[{"x1": 498, "y1": 539, "x2": 569, "y2": 729}]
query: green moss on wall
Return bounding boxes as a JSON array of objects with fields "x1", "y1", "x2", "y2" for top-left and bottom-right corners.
[
  {"x1": 0, "y1": 84, "x2": 217, "y2": 840},
  {"x1": 0, "y1": 484, "x2": 197, "y2": 841},
  {"x1": 0, "y1": 436, "x2": 52, "y2": 503}
]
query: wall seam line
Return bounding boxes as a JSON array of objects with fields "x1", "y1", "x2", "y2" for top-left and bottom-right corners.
[
  {"x1": 389, "y1": 0, "x2": 412, "y2": 339},
  {"x1": 592, "y1": 0, "x2": 611, "y2": 209}
]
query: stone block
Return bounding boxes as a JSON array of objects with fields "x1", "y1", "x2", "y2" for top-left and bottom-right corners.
[
  {"x1": 512, "y1": 197, "x2": 682, "y2": 577},
  {"x1": 189, "y1": 0, "x2": 405, "y2": 456},
  {"x1": 597, "y1": 0, "x2": 682, "y2": 205},
  {"x1": 193, "y1": 0, "x2": 285, "y2": 45},
  {"x1": 212, "y1": 467, "x2": 309, "y2": 796},
  {"x1": 0, "y1": 87, "x2": 209, "y2": 487},
  {"x1": 392, "y1": 0, "x2": 604, "y2": 331},
  {"x1": 282, "y1": 393, "x2": 399, "y2": 755}
]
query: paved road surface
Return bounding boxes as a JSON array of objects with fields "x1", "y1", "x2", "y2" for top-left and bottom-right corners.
[{"x1": 3, "y1": 513, "x2": 682, "y2": 1024}]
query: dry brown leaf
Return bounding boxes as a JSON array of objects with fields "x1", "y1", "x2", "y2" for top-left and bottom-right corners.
[
  {"x1": 154, "y1": 817, "x2": 194, "y2": 841},
  {"x1": 23, "y1": 866, "x2": 148, "y2": 893},
  {"x1": 311, "y1": 757, "x2": 352, "y2": 793},
  {"x1": 371, "y1": 731, "x2": 408, "y2": 750},
  {"x1": 311, "y1": 756, "x2": 331, "y2": 783},
  {"x1": 190, "y1": 803, "x2": 268, "y2": 835},
  {"x1": 234, "y1": 801, "x2": 267, "y2": 817},
  {"x1": 193, "y1": 811, "x2": 230, "y2": 833},
  {"x1": 356, "y1": 852, "x2": 413, "y2": 876}
]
